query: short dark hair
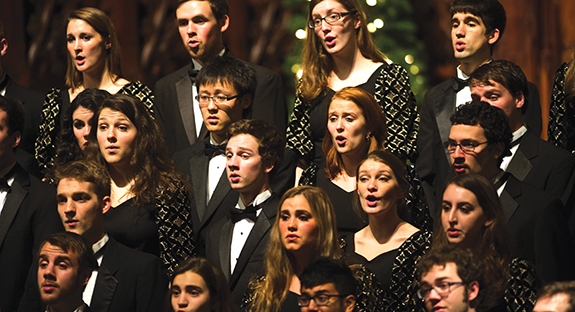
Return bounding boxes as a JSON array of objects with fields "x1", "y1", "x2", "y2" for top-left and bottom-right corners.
[
  {"x1": 176, "y1": 0, "x2": 229, "y2": 21},
  {"x1": 227, "y1": 119, "x2": 284, "y2": 167},
  {"x1": 39, "y1": 232, "x2": 98, "y2": 274},
  {"x1": 450, "y1": 100, "x2": 512, "y2": 164},
  {"x1": 537, "y1": 281, "x2": 575, "y2": 312},
  {"x1": 54, "y1": 160, "x2": 111, "y2": 200},
  {"x1": 0, "y1": 95, "x2": 25, "y2": 136},
  {"x1": 196, "y1": 56, "x2": 257, "y2": 118},
  {"x1": 300, "y1": 257, "x2": 357, "y2": 298},
  {"x1": 450, "y1": 0, "x2": 506, "y2": 42},
  {"x1": 418, "y1": 245, "x2": 486, "y2": 309}
]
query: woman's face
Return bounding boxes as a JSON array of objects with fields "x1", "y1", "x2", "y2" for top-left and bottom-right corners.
[
  {"x1": 441, "y1": 183, "x2": 492, "y2": 248},
  {"x1": 279, "y1": 194, "x2": 319, "y2": 256},
  {"x1": 67, "y1": 19, "x2": 109, "y2": 76},
  {"x1": 72, "y1": 106, "x2": 94, "y2": 150},
  {"x1": 327, "y1": 98, "x2": 369, "y2": 158},
  {"x1": 357, "y1": 159, "x2": 403, "y2": 216},
  {"x1": 96, "y1": 108, "x2": 137, "y2": 168},
  {"x1": 171, "y1": 271, "x2": 212, "y2": 312},
  {"x1": 311, "y1": 0, "x2": 360, "y2": 57}
]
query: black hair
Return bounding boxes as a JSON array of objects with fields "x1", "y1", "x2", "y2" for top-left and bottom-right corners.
[
  {"x1": 0, "y1": 95, "x2": 25, "y2": 136},
  {"x1": 450, "y1": 0, "x2": 506, "y2": 50},
  {"x1": 300, "y1": 257, "x2": 357, "y2": 298}
]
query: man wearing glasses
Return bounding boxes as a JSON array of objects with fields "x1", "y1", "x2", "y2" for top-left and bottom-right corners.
[
  {"x1": 446, "y1": 100, "x2": 575, "y2": 283},
  {"x1": 417, "y1": 246, "x2": 485, "y2": 312},
  {"x1": 297, "y1": 257, "x2": 356, "y2": 312}
]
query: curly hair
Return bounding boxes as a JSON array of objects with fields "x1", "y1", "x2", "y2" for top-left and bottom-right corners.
[
  {"x1": 299, "y1": 0, "x2": 386, "y2": 102},
  {"x1": 245, "y1": 186, "x2": 341, "y2": 312},
  {"x1": 227, "y1": 119, "x2": 284, "y2": 167},
  {"x1": 65, "y1": 7, "x2": 123, "y2": 90},
  {"x1": 86, "y1": 94, "x2": 185, "y2": 205},
  {"x1": 450, "y1": 99, "x2": 512, "y2": 165}
]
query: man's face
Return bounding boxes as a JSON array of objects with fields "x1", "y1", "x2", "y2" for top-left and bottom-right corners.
[
  {"x1": 176, "y1": 0, "x2": 229, "y2": 64},
  {"x1": 421, "y1": 263, "x2": 476, "y2": 312},
  {"x1": 0, "y1": 109, "x2": 20, "y2": 165},
  {"x1": 451, "y1": 12, "x2": 496, "y2": 62},
  {"x1": 471, "y1": 80, "x2": 524, "y2": 121},
  {"x1": 37, "y1": 243, "x2": 89, "y2": 306},
  {"x1": 300, "y1": 283, "x2": 355, "y2": 312},
  {"x1": 226, "y1": 133, "x2": 272, "y2": 200},
  {"x1": 533, "y1": 293, "x2": 572, "y2": 312},
  {"x1": 199, "y1": 82, "x2": 250, "y2": 142},
  {"x1": 57, "y1": 178, "x2": 110, "y2": 243},
  {"x1": 448, "y1": 124, "x2": 501, "y2": 177}
]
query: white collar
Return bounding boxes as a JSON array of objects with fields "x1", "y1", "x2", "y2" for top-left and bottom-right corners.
[{"x1": 238, "y1": 189, "x2": 272, "y2": 210}]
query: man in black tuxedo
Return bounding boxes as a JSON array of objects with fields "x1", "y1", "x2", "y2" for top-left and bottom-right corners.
[
  {"x1": 154, "y1": 0, "x2": 287, "y2": 156},
  {"x1": 447, "y1": 100, "x2": 575, "y2": 283},
  {"x1": 37, "y1": 232, "x2": 97, "y2": 312},
  {"x1": 173, "y1": 56, "x2": 255, "y2": 242},
  {"x1": 0, "y1": 95, "x2": 62, "y2": 312},
  {"x1": 416, "y1": 0, "x2": 541, "y2": 215},
  {"x1": 469, "y1": 60, "x2": 575, "y2": 217},
  {"x1": 18, "y1": 160, "x2": 168, "y2": 312},
  {"x1": 202, "y1": 119, "x2": 283, "y2": 308},
  {"x1": 0, "y1": 18, "x2": 44, "y2": 176}
]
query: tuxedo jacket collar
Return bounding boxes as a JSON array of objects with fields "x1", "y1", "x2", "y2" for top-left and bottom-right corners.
[
  {"x1": 0, "y1": 163, "x2": 29, "y2": 248},
  {"x1": 506, "y1": 128, "x2": 537, "y2": 182},
  {"x1": 435, "y1": 77, "x2": 460, "y2": 165},
  {"x1": 499, "y1": 174, "x2": 521, "y2": 222},
  {"x1": 220, "y1": 193, "x2": 278, "y2": 287},
  {"x1": 90, "y1": 237, "x2": 120, "y2": 312},
  {"x1": 176, "y1": 63, "x2": 208, "y2": 146}
]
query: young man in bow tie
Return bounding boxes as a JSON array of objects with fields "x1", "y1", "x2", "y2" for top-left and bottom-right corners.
[{"x1": 202, "y1": 118, "x2": 284, "y2": 310}]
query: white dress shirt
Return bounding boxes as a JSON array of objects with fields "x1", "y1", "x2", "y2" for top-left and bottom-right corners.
[
  {"x1": 500, "y1": 125, "x2": 527, "y2": 172},
  {"x1": 83, "y1": 234, "x2": 109, "y2": 305},
  {"x1": 207, "y1": 134, "x2": 227, "y2": 204}
]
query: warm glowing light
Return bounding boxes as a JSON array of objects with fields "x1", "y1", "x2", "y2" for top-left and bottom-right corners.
[
  {"x1": 366, "y1": 0, "x2": 377, "y2": 6},
  {"x1": 367, "y1": 23, "x2": 377, "y2": 33},
  {"x1": 410, "y1": 65, "x2": 420, "y2": 75},
  {"x1": 295, "y1": 29, "x2": 307, "y2": 39},
  {"x1": 291, "y1": 64, "x2": 301, "y2": 74},
  {"x1": 373, "y1": 18, "x2": 384, "y2": 28},
  {"x1": 297, "y1": 69, "x2": 303, "y2": 79},
  {"x1": 405, "y1": 55, "x2": 414, "y2": 64}
]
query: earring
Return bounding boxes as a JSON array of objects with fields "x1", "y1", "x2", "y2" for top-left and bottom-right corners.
[{"x1": 365, "y1": 133, "x2": 371, "y2": 143}]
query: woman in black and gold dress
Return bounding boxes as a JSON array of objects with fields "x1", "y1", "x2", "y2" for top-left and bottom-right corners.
[
  {"x1": 35, "y1": 7, "x2": 154, "y2": 175},
  {"x1": 243, "y1": 186, "x2": 384, "y2": 312},
  {"x1": 286, "y1": 0, "x2": 418, "y2": 186},
  {"x1": 344, "y1": 150, "x2": 430, "y2": 311},
  {"x1": 548, "y1": 51, "x2": 575, "y2": 153},
  {"x1": 434, "y1": 174, "x2": 539, "y2": 312},
  {"x1": 87, "y1": 93, "x2": 193, "y2": 275}
]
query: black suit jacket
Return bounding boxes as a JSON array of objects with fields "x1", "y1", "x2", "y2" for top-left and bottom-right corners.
[
  {"x1": 501, "y1": 175, "x2": 575, "y2": 283},
  {"x1": 4, "y1": 76, "x2": 44, "y2": 176},
  {"x1": 17, "y1": 236, "x2": 167, "y2": 312},
  {"x1": 173, "y1": 137, "x2": 239, "y2": 241},
  {"x1": 416, "y1": 77, "x2": 542, "y2": 215},
  {"x1": 0, "y1": 163, "x2": 62, "y2": 312},
  {"x1": 154, "y1": 50, "x2": 287, "y2": 155},
  {"x1": 508, "y1": 128, "x2": 575, "y2": 211},
  {"x1": 203, "y1": 193, "x2": 279, "y2": 308}
]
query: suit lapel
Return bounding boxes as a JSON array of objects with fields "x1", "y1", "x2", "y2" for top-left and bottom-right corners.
[
  {"x1": 435, "y1": 79, "x2": 458, "y2": 165},
  {"x1": 500, "y1": 177, "x2": 521, "y2": 222},
  {"x1": 190, "y1": 149, "x2": 209, "y2": 221},
  {"x1": 91, "y1": 239, "x2": 119, "y2": 312},
  {"x1": 0, "y1": 165, "x2": 29, "y2": 249},
  {"x1": 507, "y1": 130, "x2": 537, "y2": 182},
  {"x1": 229, "y1": 195, "x2": 278, "y2": 288},
  {"x1": 218, "y1": 220, "x2": 234, "y2": 280},
  {"x1": 201, "y1": 170, "x2": 231, "y2": 228},
  {"x1": 175, "y1": 72, "x2": 198, "y2": 146}
]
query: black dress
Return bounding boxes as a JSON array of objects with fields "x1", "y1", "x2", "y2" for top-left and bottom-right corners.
[{"x1": 548, "y1": 62, "x2": 575, "y2": 153}]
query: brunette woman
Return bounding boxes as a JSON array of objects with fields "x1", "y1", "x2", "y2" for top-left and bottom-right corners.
[
  {"x1": 36, "y1": 7, "x2": 154, "y2": 175},
  {"x1": 87, "y1": 93, "x2": 193, "y2": 275},
  {"x1": 434, "y1": 173, "x2": 539, "y2": 312},
  {"x1": 243, "y1": 186, "x2": 383, "y2": 312},
  {"x1": 286, "y1": 0, "x2": 418, "y2": 186}
]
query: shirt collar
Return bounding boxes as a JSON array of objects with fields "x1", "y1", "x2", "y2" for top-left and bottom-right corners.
[
  {"x1": 191, "y1": 48, "x2": 226, "y2": 71},
  {"x1": 92, "y1": 234, "x2": 109, "y2": 255},
  {"x1": 512, "y1": 125, "x2": 528, "y2": 142},
  {"x1": 238, "y1": 189, "x2": 272, "y2": 210}
]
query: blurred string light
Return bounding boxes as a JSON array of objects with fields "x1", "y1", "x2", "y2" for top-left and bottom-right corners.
[
  {"x1": 367, "y1": 23, "x2": 376, "y2": 33},
  {"x1": 295, "y1": 29, "x2": 306, "y2": 39},
  {"x1": 404, "y1": 54, "x2": 414, "y2": 64},
  {"x1": 410, "y1": 65, "x2": 419, "y2": 75},
  {"x1": 373, "y1": 18, "x2": 384, "y2": 28},
  {"x1": 366, "y1": 0, "x2": 377, "y2": 6}
]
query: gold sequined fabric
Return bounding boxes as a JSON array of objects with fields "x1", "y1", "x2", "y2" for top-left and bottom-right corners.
[{"x1": 548, "y1": 62, "x2": 575, "y2": 153}]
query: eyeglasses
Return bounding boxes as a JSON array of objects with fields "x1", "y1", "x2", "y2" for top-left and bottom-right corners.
[
  {"x1": 297, "y1": 294, "x2": 347, "y2": 307},
  {"x1": 443, "y1": 140, "x2": 489, "y2": 153},
  {"x1": 417, "y1": 282, "x2": 464, "y2": 299},
  {"x1": 308, "y1": 11, "x2": 357, "y2": 29},
  {"x1": 195, "y1": 94, "x2": 238, "y2": 107}
]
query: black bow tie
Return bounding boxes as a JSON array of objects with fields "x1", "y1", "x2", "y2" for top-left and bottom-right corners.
[
  {"x1": 0, "y1": 177, "x2": 9, "y2": 191},
  {"x1": 230, "y1": 204, "x2": 260, "y2": 223},
  {"x1": 204, "y1": 141, "x2": 226, "y2": 156},
  {"x1": 453, "y1": 77, "x2": 468, "y2": 92},
  {"x1": 188, "y1": 69, "x2": 199, "y2": 83}
]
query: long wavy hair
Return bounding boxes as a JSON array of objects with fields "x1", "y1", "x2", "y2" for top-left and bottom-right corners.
[
  {"x1": 65, "y1": 7, "x2": 123, "y2": 90},
  {"x1": 299, "y1": 0, "x2": 386, "y2": 102},
  {"x1": 86, "y1": 94, "x2": 184, "y2": 205},
  {"x1": 432, "y1": 173, "x2": 511, "y2": 307},
  {"x1": 246, "y1": 186, "x2": 341, "y2": 312},
  {"x1": 323, "y1": 87, "x2": 386, "y2": 179},
  {"x1": 168, "y1": 257, "x2": 233, "y2": 312}
]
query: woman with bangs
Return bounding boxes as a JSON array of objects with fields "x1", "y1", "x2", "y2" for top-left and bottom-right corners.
[
  {"x1": 434, "y1": 173, "x2": 539, "y2": 312},
  {"x1": 286, "y1": 0, "x2": 418, "y2": 188},
  {"x1": 242, "y1": 186, "x2": 384, "y2": 312},
  {"x1": 36, "y1": 7, "x2": 154, "y2": 176},
  {"x1": 86, "y1": 93, "x2": 193, "y2": 275}
]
